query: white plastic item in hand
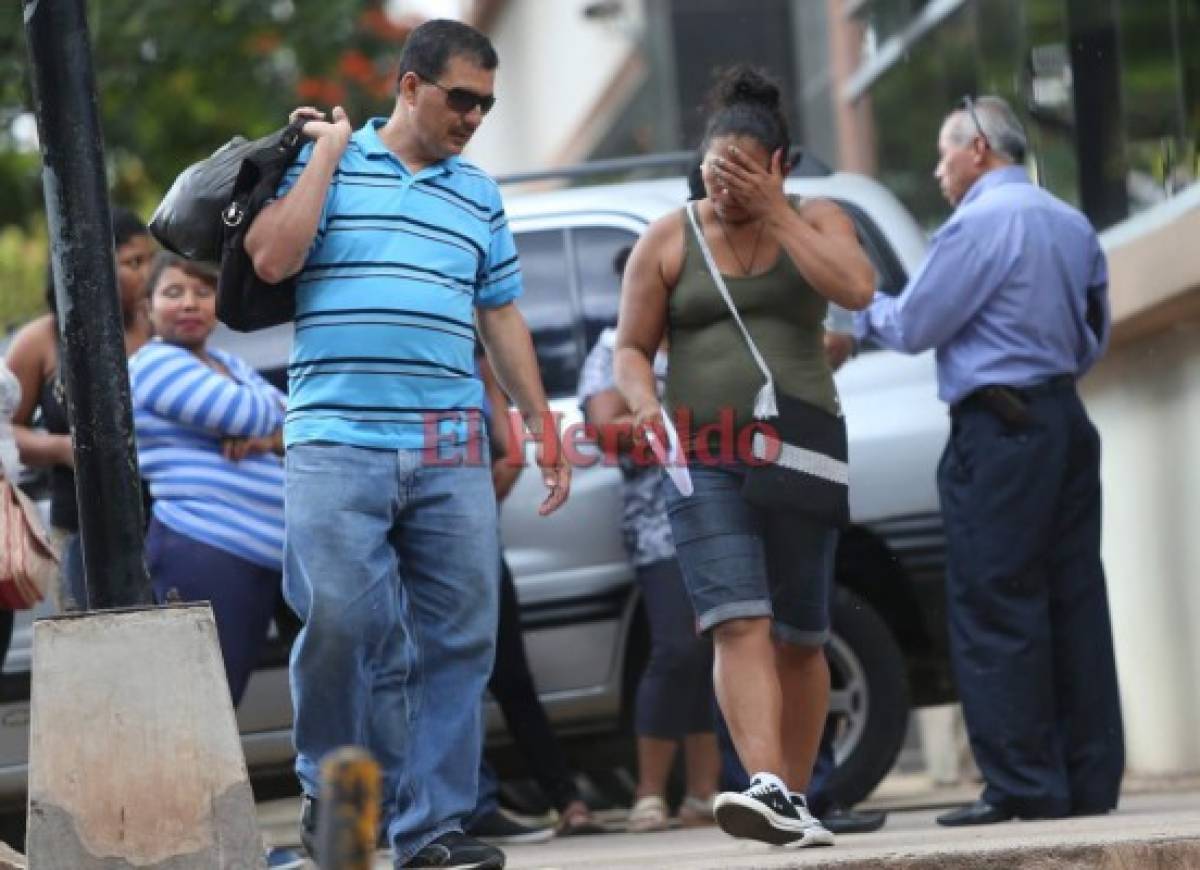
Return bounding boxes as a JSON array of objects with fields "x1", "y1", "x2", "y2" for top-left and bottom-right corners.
[{"x1": 645, "y1": 407, "x2": 693, "y2": 497}]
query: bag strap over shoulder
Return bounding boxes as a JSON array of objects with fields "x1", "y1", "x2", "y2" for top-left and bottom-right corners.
[{"x1": 684, "y1": 202, "x2": 778, "y2": 419}]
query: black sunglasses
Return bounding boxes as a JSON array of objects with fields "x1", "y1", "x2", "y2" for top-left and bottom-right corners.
[
  {"x1": 417, "y1": 73, "x2": 496, "y2": 115},
  {"x1": 959, "y1": 95, "x2": 992, "y2": 150}
]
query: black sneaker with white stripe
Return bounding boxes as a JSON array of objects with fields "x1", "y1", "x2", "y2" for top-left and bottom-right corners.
[
  {"x1": 399, "y1": 831, "x2": 505, "y2": 869},
  {"x1": 713, "y1": 774, "x2": 835, "y2": 847}
]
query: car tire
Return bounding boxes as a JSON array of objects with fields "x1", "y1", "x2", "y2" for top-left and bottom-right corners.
[{"x1": 821, "y1": 586, "x2": 911, "y2": 807}]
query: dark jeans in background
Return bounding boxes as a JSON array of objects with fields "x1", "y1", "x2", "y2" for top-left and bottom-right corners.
[
  {"x1": 475, "y1": 556, "x2": 581, "y2": 819},
  {"x1": 938, "y1": 385, "x2": 1124, "y2": 818},
  {"x1": 635, "y1": 557, "x2": 714, "y2": 738},
  {"x1": 717, "y1": 699, "x2": 838, "y2": 815},
  {"x1": 0, "y1": 609, "x2": 12, "y2": 672},
  {"x1": 145, "y1": 517, "x2": 280, "y2": 705}
]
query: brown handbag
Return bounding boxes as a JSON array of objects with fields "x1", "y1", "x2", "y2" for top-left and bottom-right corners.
[{"x1": 0, "y1": 475, "x2": 58, "y2": 609}]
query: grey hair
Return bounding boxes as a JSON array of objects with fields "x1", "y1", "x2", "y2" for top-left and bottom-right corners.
[{"x1": 946, "y1": 96, "x2": 1028, "y2": 164}]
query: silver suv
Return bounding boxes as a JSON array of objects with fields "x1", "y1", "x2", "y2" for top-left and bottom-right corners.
[{"x1": 0, "y1": 166, "x2": 952, "y2": 816}]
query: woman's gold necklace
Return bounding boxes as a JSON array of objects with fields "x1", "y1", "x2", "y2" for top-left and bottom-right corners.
[{"x1": 714, "y1": 213, "x2": 766, "y2": 276}]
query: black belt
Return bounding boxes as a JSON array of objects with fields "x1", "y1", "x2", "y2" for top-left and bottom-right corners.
[{"x1": 951, "y1": 374, "x2": 1075, "y2": 426}]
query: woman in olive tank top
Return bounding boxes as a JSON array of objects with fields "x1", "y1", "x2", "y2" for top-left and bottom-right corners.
[{"x1": 613, "y1": 66, "x2": 875, "y2": 849}]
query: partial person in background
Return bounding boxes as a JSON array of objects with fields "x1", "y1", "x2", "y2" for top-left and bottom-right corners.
[
  {"x1": 855, "y1": 96, "x2": 1123, "y2": 827},
  {"x1": 467, "y1": 352, "x2": 600, "y2": 844},
  {"x1": 579, "y1": 247, "x2": 721, "y2": 834},
  {"x1": 4, "y1": 207, "x2": 155, "y2": 611},
  {"x1": 615, "y1": 66, "x2": 874, "y2": 848},
  {"x1": 0, "y1": 359, "x2": 22, "y2": 667},
  {"x1": 129, "y1": 252, "x2": 286, "y2": 707}
]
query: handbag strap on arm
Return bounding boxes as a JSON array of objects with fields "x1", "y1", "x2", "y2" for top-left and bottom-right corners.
[{"x1": 684, "y1": 202, "x2": 778, "y2": 419}]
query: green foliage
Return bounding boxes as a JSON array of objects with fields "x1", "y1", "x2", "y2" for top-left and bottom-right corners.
[
  {"x1": 0, "y1": 0, "x2": 409, "y2": 331},
  {"x1": 0, "y1": 220, "x2": 48, "y2": 336}
]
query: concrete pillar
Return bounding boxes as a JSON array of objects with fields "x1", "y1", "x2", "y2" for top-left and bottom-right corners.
[
  {"x1": 26, "y1": 605, "x2": 263, "y2": 869},
  {"x1": 1081, "y1": 318, "x2": 1200, "y2": 774},
  {"x1": 825, "y1": 0, "x2": 878, "y2": 175}
]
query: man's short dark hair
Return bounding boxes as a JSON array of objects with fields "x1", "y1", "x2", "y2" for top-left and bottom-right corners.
[{"x1": 396, "y1": 18, "x2": 498, "y2": 85}]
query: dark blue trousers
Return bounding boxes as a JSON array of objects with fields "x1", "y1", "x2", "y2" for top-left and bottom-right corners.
[
  {"x1": 938, "y1": 385, "x2": 1124, "y2": 817},
  {"x1": 145, "y1": 517, "x2": 281, "y2": 706}
]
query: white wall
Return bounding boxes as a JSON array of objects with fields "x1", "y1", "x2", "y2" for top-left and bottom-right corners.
[
  {"x1": 1081, "y1": 188, "x2": 1200, "y2": 776},
  {"x1": 1082, "y1": 320, "x2": 1200, "y2": 774},
  {"x1": 465, "y1": 0, "x2": 644, "y2": 175}
]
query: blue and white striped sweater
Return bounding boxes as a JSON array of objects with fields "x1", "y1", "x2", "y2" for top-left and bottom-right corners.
[{"x1": 129, "y1": 340, "x2": 286, "y2": 570}]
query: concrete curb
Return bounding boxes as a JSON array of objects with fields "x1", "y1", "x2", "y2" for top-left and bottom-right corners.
[{"x1": 777, "y1": 836, "x2": 1200, "y2": 869}]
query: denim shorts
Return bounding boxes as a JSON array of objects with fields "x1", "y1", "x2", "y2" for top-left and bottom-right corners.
[{"x1": 665, "y1": 463, "x2": 836, "y2": 646}]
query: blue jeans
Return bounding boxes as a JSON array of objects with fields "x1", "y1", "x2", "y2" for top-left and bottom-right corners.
[
  {"x1": 284, "y1": 443, "x2": 499, "y2": 862},
  {"x1": 469, "y1": 758, "x2": 500, "y2": 828},
  {"x1": 666, "y1": 463, "x2": 836, "y2": 645}
]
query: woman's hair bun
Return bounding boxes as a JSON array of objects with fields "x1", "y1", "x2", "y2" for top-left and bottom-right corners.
[{"x1": 708, "y1": 65, "x2": 782, "y2": 112}]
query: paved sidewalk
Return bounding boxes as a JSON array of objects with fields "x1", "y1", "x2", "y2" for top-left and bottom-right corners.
[{"x1": 258, "y1": 788, "x2": 1200, "y2": 869}]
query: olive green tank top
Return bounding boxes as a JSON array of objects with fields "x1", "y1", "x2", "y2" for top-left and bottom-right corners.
[{"x1": 665, "y1": 204, "x2": 839, "y2": 451}]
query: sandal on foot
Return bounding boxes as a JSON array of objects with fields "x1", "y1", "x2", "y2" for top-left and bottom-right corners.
[
  {"x1": 556, "y1": 800, "x2": 605, "y2": 836},
  {"x1": 678, "y1": 794, "x2": 716, "y2": 827},
  {"x1": 626, "y1": 795, "x2": 669, "y2": 833}
]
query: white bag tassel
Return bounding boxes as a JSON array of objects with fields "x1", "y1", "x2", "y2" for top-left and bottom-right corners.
[{"x1": 754, "y1": 379, "x2": 778, "y2": 420}]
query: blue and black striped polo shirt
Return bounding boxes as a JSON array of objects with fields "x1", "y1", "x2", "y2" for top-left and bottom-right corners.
[{"x1": 276, "y1": 118, "x2": 522, "y2": 450}]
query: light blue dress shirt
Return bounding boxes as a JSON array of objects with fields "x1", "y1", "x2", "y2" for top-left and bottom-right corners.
[{"x1": 854, "y1": 166, "x2": 1110, "y2": 405}]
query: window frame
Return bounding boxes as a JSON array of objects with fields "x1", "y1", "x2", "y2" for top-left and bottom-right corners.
[{"x1": 511, "y1": 213, "x2": 646, "y2": 399}]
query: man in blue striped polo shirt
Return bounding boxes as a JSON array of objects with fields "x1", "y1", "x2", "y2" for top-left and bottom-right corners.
[{"x1": 246, "y1": 19, "x2": 570, "y2": 870}]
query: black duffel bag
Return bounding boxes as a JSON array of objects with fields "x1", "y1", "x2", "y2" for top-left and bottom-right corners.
[{"x1": 148, "y1": 120, "x2": 310, "y2": 331}]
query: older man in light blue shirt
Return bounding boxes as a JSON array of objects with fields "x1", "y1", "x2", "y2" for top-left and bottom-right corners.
[
  {"x1": 857, "y1": 96, "x2": 1124, "y2": 828},
  {"x1": 856, "y1": 163, "x2": 1109, "y2": 404}
]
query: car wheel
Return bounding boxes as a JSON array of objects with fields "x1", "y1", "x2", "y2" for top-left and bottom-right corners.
[{"x1": 822, "y1": 586, "x2": 910, "y2": 807}]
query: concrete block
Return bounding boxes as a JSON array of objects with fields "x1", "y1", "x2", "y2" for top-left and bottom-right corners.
[
  {"x1": 25, "y1": 605, "x2": 263, "y2": 869},
  {"x1": 0, "y1": 841, "x2": 24, "y2": 869}
]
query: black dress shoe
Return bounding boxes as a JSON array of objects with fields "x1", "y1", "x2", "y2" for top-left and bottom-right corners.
[
  {"x1": 818, "y1": 805, "x2": 887, "y2": 835},
  {"x1": 936, "y1": 799, "x2": 1014, "y2": 827}
]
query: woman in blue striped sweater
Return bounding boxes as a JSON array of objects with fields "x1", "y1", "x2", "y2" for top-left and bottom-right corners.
[{"x1": 129, "y1": 253, "x2": 286, "y2": 705}]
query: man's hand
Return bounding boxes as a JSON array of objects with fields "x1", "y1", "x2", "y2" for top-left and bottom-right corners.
[
  {"x1": 528, "y1": 414, "x2": 571, "y2": 516},
  {"x1": 712, "y1": 145, "x2": 789, "y2": 222},
  {"x1": 247, "y1": 106, "x2": 352, "y2": 284},
  {"x1": 288, "y1": 105, "x2": 353, "y2": 150}
]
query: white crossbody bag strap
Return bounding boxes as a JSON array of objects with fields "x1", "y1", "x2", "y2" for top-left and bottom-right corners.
[{"x1": 685, "y1": 202, "x2": 778, "y2": 419}]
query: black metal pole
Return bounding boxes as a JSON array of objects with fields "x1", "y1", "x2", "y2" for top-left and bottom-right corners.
[
  {"x1": 1065, "y1": 0, "x2": 1129, "y2": 230},
  {"x1": 23, "y1": 0, "x2": 151, "y2": 609}
]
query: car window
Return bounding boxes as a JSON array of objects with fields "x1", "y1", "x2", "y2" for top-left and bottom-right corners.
[
  {"x1": 571, "y1": 226, "x2": 640, "y2": 355},
  {"x1": 835, "y1": 200, "x2": 908, "y2": 297},
  {"x1": 512, "y1": 229, "x2": 580, "y2": 398},
  {"x1": 832, "y1": 200, "x2": 910, "y2": 354}
]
